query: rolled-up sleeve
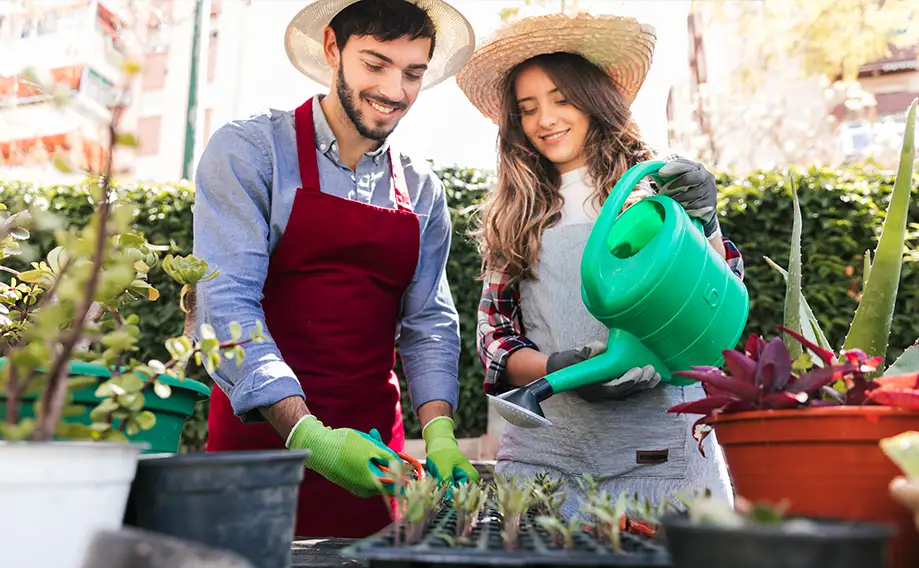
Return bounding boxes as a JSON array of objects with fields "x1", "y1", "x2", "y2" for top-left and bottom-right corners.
[
  {"x1": 477, "y1": 267, "x2": 539, "y2": 395},
  {"x1": 192, "y1": 121, "x2": 304, "y2": 419},
  {"x1": 397, "y1": 175, "x2": 462, "y2": 412}
]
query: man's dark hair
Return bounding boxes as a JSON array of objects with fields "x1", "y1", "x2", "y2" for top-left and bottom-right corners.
[{"x1": 329, "y1": 0, "x2": 437, "y2": 59}]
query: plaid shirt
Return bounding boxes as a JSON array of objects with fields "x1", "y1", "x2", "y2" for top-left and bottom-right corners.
[{"x1": 476, "y1": 156, "x2": 745, "y2": 395}]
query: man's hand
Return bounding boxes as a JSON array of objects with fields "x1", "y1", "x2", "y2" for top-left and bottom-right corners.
[
  {"x1": 285, "y1": 415, "x2": 400, "y2": 498},
  {"x1": 657, "y1": 158, "x2": 720, "y2": 238},
  {"x1": 422, "y1": 416, "x2": 479, "y2": 486}
]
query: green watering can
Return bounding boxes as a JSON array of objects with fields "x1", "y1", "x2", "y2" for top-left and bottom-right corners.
[{"x1": 488, "y1": 160, "x2": 750, "y2": 428}]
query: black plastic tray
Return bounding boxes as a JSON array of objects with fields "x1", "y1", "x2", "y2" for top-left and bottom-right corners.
[{"x1": 341, "y1": 506, "x2": 673, "y2": 568}]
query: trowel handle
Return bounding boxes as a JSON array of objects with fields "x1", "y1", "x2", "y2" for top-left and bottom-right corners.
[{"x1": 543, "y1": 329, "x2": 671, "y2": 394}]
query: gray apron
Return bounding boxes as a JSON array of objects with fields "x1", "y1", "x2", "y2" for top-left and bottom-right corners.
[{"x1": 494, "y1": 222, "x2": 733, "y2": 520}]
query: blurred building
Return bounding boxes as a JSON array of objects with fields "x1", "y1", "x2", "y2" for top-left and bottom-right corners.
[{"x1": 0, "y1": 0, "x2": 249, "y2": 182}]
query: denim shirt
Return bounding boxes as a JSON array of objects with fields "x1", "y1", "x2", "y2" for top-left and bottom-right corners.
[{"x1": 192, "y1": 95, "x2": 461, "y2": 420}]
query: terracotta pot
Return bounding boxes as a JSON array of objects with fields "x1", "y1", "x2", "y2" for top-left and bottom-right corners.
[{"x1": 711, "y1": 406, "x2": 919, "y2": 568}]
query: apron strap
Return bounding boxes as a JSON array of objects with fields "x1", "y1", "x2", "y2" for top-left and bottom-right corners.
[
  {"x1": 295, "y1": 96, "x2": 412, "y2": 212},
  {"x1": 387, "y1": 145, "x2": 412, "y2": 212},
  {"x1": 295, "y1": 97, "x2": 320, "y2": 191}
]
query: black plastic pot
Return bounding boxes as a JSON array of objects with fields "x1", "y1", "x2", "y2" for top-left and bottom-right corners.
[
  {"x1": 123, "y1": 449, "x2": 308, "y2": 568},
  {"x1": 660, "y1": 513, "x2": 894, "y2": 568},
  {"x1": 343, "y1": 505, "x2": 672, "y2": 567}
]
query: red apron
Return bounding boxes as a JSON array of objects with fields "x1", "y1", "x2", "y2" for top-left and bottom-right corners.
[{"x1": 205, "y1": 96, "x2": 420, "y2": 539}]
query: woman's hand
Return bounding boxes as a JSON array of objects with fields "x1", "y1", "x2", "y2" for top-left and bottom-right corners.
[
  {"x1": 548, "y1": 342, "x2": 661, "y2": 402},
  {"x1": 657, "y1": 158, "x2": 720, "y2": 239}
]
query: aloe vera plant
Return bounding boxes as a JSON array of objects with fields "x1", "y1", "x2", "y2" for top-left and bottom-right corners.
[{"x1": 768, "y1": 98, "x2": 917, "y2": 373}]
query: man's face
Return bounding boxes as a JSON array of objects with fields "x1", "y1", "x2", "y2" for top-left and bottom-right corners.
[{"x1": 331, "y1": 34, "x2": 431, "y2": 140}]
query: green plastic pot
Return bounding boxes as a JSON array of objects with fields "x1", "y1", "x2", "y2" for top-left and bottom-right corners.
[{"x1": 0, "y1": 359, "x2": 210, "y2": 453}]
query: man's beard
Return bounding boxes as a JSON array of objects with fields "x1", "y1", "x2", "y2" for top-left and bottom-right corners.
[{"x1": 337, "y1": 68, "x2": 405, "y2": 142}]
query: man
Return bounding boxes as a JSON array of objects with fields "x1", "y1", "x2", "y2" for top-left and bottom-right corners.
[{"x1": 191, "y1": 0, "x2": 478, "y2": 538}]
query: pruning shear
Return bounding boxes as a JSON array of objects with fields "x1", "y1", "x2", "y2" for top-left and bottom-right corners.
[{"x1": 370, "y1": 451, "x2": 426, "y2": 496}]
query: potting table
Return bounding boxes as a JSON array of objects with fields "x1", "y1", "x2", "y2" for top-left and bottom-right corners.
[{"x1": 292, "y1": 539, "x2": 365, "y2": 568}]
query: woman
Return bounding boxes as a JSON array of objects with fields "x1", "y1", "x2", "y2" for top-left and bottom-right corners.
[{"x1": 455, "y1": 13, "x2": 742, "y2": 518}]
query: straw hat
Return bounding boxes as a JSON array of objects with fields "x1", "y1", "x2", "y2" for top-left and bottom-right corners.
[
  {"x1": 456, "y1": 13, "x2": 656, "y2": 123},
  {"x1": 285, "y1": 0, "x2": 475, "y2": 91}
]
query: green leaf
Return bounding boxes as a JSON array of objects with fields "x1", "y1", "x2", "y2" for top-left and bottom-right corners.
[
  {"x1": 10, "y1": 227, "x2": 29, "y2": 240},
  {"x1": 154, "y1": 380, "x2": 171, "y2": 398},
  {"x1": 763, "y1": 256, "x2": 833, "y2": 357},
  {"x1": 885, "y1": 343, "x2": 919, "y2": 376},
  {"x1": 1, "y1": 418, "x2": 36, "y2": 441},
  {"x1": 55, "y1": 422, "x2": 96, "y2": 440},
  {"x1": 120, "y1": 373, "x2": 145, "y2": 393},
  {"x1": 116, "y1": 133, "x2": 139, "y2": 147},
  {"x1": 843, "y1": 99, "x2": 917, "y2": 370},
  {"x1": 67, "y1": 375, "x2": 98, "y2": 392},
  {"x1": 103, "y1": 429, "x2": 130, "y2": 443},
  {"x1": 229, "y1": 321, "x2": 242, "y2": 341},
  {"x1": 136, "y1": 410, "x2": 156, "y2": 430},
  {"x1": 17, "y1": 269, "x2": 45, "y2": 283},
  {"x1": 783, "y1": 175, "x2": 804, "y2": 362},
  {"x1": 148, "y1": 359, "x2": 166, "y2": 376}
]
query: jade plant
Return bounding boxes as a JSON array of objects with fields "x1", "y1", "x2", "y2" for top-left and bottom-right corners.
[{"x1": 0, "y1": 62, "x2": 262, "y2": 443}]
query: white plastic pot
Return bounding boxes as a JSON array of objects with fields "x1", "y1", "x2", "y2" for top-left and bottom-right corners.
[{"x1": 0, "y1": 440, "x2": 147, "y2": 568}]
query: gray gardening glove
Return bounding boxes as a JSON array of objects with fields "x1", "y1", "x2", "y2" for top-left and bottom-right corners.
[
  {"x1": 546, "y1": 343, "x2": 661, "y2": 402},
  {"x1": 574, "y1": 365, "x2": 661, "y2": 403},
  {"x1": 657, "y1": 157, "x2": 721, "y2": 238},
  {"x1": 546, "y1": 341, "x2": 608, "y2": 375}
]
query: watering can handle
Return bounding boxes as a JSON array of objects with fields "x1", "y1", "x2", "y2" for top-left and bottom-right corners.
[{"x1": 594, "y1": 159, "x2": 706, "y2": 241}]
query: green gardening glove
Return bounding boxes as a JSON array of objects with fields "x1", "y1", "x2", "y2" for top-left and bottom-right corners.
[
  {"x1": 422, "y1": 416, "x2": 479, "y2": 486},
  {"x1": 285, "y1": 415, "x2": 401, "y2": 498}
]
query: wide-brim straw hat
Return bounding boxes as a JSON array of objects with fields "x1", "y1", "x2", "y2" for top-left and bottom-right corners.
[
  {"x1": 285, "y1": 0, "x2": 476, "y2": 91},
  {"x1": 456, "y1": 13, "x2": 656, "y2": 123}
]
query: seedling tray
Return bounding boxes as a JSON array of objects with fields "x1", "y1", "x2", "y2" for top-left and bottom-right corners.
[{"x1": 342, "y1": 506, "x2": 673, "y2": 568}]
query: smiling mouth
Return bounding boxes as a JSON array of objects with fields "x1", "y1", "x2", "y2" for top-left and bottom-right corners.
[
  {"x1": 365, "y1": 98, "x2": 400, "y2": 116},
  {"x1": 540, "y1": 130, "x2": 569, "y2": 141}
]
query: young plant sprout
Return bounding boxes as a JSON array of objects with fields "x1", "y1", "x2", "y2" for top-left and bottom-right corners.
[
  {"x1": 492, "y1": 473, "x2": 535, "y2": 549},
  {"x1": 387, "y1": 458, "x2": 447, "y2": 546},
  {"x1": 451, "y1": 479, "x2": 487, "y2": 541},
  {"x1": 578, "y1": 490, "x2": 633, "y2": 552},
  {"x1": 531, "y1": 472, "x2": 566, "y2": 517},
  {"x1": 535, "y1": 514, "x2": 582, "y2": 549}
]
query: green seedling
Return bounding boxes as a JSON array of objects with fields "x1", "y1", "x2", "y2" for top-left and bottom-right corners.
[
  {"x1": 452, "y1": 480, "x2": 488, "y2": 541},
  {"x1": 492, "y1": 473, "x2": 536, "y2": 549},
  {"x1": 535, "y1": 514, "x2": 583, "y2": 549}
]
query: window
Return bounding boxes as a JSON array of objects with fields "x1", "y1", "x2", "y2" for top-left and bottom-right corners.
[
  {"x1": 82, "y1": 68, "x2": 116, "y2": 108},
  {"x1": 142, "y1": 52, "x2": 168, "y2": 90},
  {"x1": 137, "y1": 116, "x2": 162, "y2": 157}
]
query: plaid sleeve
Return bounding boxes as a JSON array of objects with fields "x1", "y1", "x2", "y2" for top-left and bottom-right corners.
[
  {"x1": 722, "y1": 237, "x2": 744, "y2": 280},
  {"x1": 477, "y1": 267, "x2": 539, "y2": 395}
]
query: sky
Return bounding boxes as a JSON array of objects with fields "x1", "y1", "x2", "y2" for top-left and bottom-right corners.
[{"x1": 227, "y1": 0, "x2": 693, "y2": 170}]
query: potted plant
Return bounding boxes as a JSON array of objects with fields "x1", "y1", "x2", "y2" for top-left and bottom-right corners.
[
  {"x1": 668, "y1": 99, "x2": 919, "y2": 568},
  {"x1": 660, "y1": 495, "x2": 894, "y2": 568},
  {"x1": 0, "y1": 63, "x2": 283, "y2": 568}
]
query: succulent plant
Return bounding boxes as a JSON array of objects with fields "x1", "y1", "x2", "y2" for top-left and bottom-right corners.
[
  {"x1": 451, "y1": 479, "x2": 487, "y2": 541},
  {"x1": 666, "y1": 327, "x2": 897, "y2": 455},
  {"x1": 535, "y1": 514, "x2": 582, "y2": 549},
  {"x1": 388, "y1": 461, "x2": 447, "y2": 546},
  {"x1": 492, "y1": 473, "x2": 536, "y2": 549}
]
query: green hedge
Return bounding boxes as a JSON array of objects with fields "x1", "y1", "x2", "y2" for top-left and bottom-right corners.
[{"x1": 2, "y1": 163, "x2": 917, "y2": 451}]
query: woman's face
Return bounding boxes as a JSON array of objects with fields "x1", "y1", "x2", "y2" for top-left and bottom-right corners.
[{"x1": 513, "y1": 64, "x2": 590, "y2": 173}]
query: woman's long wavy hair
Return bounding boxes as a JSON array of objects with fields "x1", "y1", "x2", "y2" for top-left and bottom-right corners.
[{"x1": 475, "y1": 52, "x2": 654, "y2": 283}]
